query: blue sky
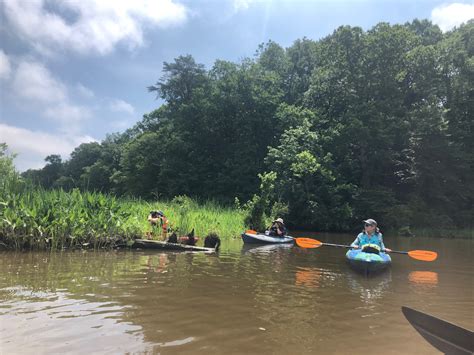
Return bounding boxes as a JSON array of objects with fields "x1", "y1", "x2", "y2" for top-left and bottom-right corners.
[{"x1": 0, "y1": 0, "x2": 473, "y2": 171}]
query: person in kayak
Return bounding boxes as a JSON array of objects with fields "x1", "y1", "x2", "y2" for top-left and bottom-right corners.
[
  {"x1": 351, "y1": 219, "x2": 392, "y2": 252},
  {"x1": 268, "y1": 218, "x2": 287, "y2": 237}
]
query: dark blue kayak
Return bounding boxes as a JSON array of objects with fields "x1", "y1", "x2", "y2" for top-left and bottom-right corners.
[
  {"x1": 346, "y1": 249, "x2": 391, "y2": 276},
  {"x1": 241, "y1": 232, "x2": 294, "y2": 244}
]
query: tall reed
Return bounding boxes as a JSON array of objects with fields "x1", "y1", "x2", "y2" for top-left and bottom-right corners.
[{"x1": 0, "y1": 174, "x2": 246, "y2": 250}]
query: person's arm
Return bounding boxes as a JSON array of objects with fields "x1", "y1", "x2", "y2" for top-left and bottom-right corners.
[{"x1": 351, "y1": 233, "x2": 362, "y2": 248}]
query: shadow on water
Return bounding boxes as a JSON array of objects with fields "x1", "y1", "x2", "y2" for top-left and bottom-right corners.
[{"x1": 0, "y1": 234, "x2": 472, "y2": 354}]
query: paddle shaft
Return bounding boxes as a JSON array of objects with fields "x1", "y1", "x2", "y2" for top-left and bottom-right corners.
[
  {"x1": 317, "y1": 243, "x2": 408, "y2": 254},
  {"x1": 320, "y1": 242, "x2": 352, "y2": 249},
  {"x1": 389, "y1": 250, "x2": 409, "y2": 255},
  {"x1": 310, "y1": 240, "x2": 385, "y2": 250},
  {"x1": 320, "y1": 243, "x2": 427, "y2": 256}
]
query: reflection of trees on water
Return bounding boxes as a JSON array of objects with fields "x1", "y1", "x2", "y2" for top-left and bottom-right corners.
[{"x1": 0, "y1": 251, "x2": 144, "y2": 298}]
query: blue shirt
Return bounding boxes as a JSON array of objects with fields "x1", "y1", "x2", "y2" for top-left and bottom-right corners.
[{"x1": 351, "y1": 232, "x2": 386, "y2": 250}]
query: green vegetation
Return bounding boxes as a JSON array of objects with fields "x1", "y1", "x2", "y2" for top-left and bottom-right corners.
[
  {"x1": 1, "y1": 145, "x2": 245, "y2": 249},
  {"x1": 6, "y1": 20, "x2": 474, "y2": 238}
]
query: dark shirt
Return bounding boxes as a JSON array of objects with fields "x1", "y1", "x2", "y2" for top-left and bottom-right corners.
[{"x1": 269, "y1": 223, "x2": 287, "y2": 237}]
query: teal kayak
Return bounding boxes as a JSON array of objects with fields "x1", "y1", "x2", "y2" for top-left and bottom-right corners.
[{"x1": 346, "y1": 249, "x2": 391, "y2": 276}]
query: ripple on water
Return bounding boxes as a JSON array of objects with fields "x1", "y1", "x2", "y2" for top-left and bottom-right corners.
[{"x1": 0, "y1": 287, "x2": 151, "y2": 354}]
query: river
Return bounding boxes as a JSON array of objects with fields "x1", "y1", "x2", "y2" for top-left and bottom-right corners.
[{"x1": 1, "y1": 233, "x2": 472, "y2": 354}]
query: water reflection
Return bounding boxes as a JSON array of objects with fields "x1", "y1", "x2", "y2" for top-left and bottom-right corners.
[
  {"x1": 0, "y1": 234, "x2": 472, "y2": 354},
  {"x1": 0, "y1": 286, "x2": 148, "y2": 354},
  {"x1": 347, "y1": 272, "x2": 392, "y2": 305},
  {"x1": 408, "y1": 271, "x2": 438, "y2": 286},
  {"x1": 295, "y1": 267, "x2": 322, "y2": 288},
  {"x1": 241, "y1": 243, "x2": 293, "y2": 255},
  {"x1": 145, "y1": 253, "x2": 172, "y2": 273}
]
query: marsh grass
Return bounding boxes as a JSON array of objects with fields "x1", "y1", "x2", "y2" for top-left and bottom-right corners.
[{"x1": 0, "y1": 174, "x2": 245, "y2": 250}]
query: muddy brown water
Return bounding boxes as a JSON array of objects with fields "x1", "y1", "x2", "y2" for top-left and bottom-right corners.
[{"x1": 1, "y1": 233, "x2": 472, "y2": 354}]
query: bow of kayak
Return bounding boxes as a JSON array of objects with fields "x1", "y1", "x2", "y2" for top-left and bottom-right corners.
[{"x1": 346, "y1": 249, "x2": 391, "y2": 276}]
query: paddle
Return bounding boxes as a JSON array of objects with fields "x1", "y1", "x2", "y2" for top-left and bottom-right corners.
[
  {"x1": 402, "y1": 306, "x2": 473, "y2": 354},
  {"x1": 294, "y1": 238, "x2": 438, "y2": 261}
]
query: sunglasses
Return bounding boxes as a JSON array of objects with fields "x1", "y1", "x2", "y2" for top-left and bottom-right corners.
[{"x1": 364, "y1": 223, "x2": 374, "y2": 227}]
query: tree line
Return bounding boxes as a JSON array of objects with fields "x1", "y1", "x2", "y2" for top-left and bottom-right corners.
[{"x1": 22, "y1": 20, "x2": 473, "y2": 233}]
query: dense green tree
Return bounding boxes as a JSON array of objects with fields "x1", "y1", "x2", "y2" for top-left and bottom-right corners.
[{"x1": 22, "y1": 21, "x2": 473, "y2": 231}]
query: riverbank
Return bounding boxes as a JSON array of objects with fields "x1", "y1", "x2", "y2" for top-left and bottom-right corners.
[
  {"x1": 0, "y1": 185, "x2": 245, "y2": 250},
  {"x1": 1, "y1": 184, "x2": 470, "y2": 251}
]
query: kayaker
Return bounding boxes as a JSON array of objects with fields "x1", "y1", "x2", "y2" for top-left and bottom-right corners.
[
  {"x1": 268, "y1": 218, "x2": 287, "y2": 237},
  {"x1": 351, "y1": 219, "x2": 392, "y2": 252},
  {"x1": 147, "y1": 210, "x2": 169, "y2": 240}
]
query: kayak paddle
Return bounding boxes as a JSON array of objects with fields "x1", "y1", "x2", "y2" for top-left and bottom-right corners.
[
  {"x1": 402, "y1": 306, "x2": 473, "y2": 354},
  {"x1": 295, "y1": 238, "x2": 438, "y2": 261}
]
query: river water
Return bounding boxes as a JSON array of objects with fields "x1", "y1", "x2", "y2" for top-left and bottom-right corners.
[{"x1": 1, "y1": 233, "x2": 472, "y2": 354}]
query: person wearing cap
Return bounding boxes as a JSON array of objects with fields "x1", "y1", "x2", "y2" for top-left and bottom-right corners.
[
  {"x1": 147, "y1": 210, "x2": 169, "y2": 240},
  {"x1": 268, "y1": 218, "x2": 287, "y2": 237},
  {"x1": 351, "y1": 219, "x2": 392, "y2": 252}
]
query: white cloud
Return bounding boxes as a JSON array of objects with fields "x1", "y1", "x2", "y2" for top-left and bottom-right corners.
[
  {"x1": 3, "y1": 0, "x2": 188, "y2": 56},
  {"x1": 44, "y1": 103, "x2": 92, "y2": 124},
  {"x1": 0, "y1": 123, "x2": 96, "y2": 171},
  {"x1": 233, "y1": 0, "x2": 255, "y2": 12},
  {"x1": 10, "y1": 59, "x2": 91, "y2": 131},
  {"x1": 109, "y1": 99, "x2": 135, "y2": 115},
  {"x1": 76, "y1": 83, "x2": 95, "y2": 99},
  {"x1": 13, "y1": 60, "x2": 67, "y2": 103},
  {"x1": 0, "y1": 50, "x2": 12, "y2": 79},
  {"x1": 431, "y1": 3, "x2": 474, "y2": 32}
]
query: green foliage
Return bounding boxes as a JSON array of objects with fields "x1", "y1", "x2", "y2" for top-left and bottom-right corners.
[
  {"x1": 243, "y1": 172, "x2": 278, "y2": 231},
  {"x1": 0, "y1": 143, "x2": 23, "y2": 194},
  {"x1": 19, "y1": 20, "x2": 473, "y2": 233}
]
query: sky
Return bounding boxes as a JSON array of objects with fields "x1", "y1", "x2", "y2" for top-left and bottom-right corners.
[{"x1": 0, "y1": 0, "x2": 473, "y2": 172}]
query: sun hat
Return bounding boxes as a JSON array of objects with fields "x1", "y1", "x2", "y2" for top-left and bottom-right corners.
[
  {"x1": 274, "y1": 218, "x2": 284, "y2": 224},
  {"x1": 363, "y1": 218, "x2": 377, "y2": 226}
]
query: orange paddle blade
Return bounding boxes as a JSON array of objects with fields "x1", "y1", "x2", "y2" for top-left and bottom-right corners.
[
  {"x1": 245, "y1": 229, "x2": 257, "y2": 234},
  {"x1": 407, "y1": 250, "x2": 438, "y2": 261},
  {"x1": 295, "y1": 238, "x2": 323, "y2": 248}
]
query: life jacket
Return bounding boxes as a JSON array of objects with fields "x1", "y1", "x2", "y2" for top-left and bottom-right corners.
[
  {"x1": 160, "y1": 216, "x2": 168, "y2": 235},
  {"x1": 357, "y1": 233, "x2": 384, "y2": 249}
]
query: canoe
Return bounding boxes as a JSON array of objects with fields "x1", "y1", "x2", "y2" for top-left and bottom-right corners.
[
  {"x1": 402, "y1": 306, "x2": 473, "y2": 355},
  {"x1": 346, "y1": 249, "x2": 391, "y2": 276},
  {"x1": 133, "y1": 239, "x2": 217, "y2": 253},
  {"x1": 241, "y1": 231, "x2": 294, "y2": 244}
]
